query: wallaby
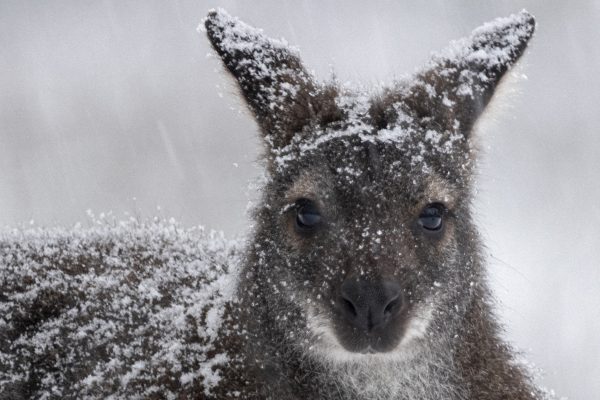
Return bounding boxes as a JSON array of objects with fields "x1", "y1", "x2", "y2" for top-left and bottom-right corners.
[
  {"x1": 0, "y1": 8, "x2": 544, "y2": 400},
  {"x1": 202, "y1": 8, "x2": 542, "y2": 400}
]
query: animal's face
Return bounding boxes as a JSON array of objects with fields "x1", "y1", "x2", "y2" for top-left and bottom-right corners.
[
  {"x1": 259, "y1": 106, "x2": 474, "y2": 358},
  {"x1": 205, "y1": 9, "x2": 534, "y2": 360}
]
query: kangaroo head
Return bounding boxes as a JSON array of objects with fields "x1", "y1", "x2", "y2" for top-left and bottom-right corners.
[{"x1": 205, "y1": 9, "x2": 535, "y2": 362}]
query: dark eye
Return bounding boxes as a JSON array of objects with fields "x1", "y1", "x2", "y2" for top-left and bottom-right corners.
[
  {"x1": 295, "y1": 199, "x2": 322, "y2": 233},
  {"x1": 418, "y1": 203, "x2": 445, "y2": 232}
]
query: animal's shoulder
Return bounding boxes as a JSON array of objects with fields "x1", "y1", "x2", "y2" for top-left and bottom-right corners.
[{"x1": 0, "y1": 219, "x2": 243, "y2": 399}]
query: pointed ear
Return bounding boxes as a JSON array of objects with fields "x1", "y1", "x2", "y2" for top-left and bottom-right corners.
[
  {"x1": 204, "y1": 9, "x2": 337, "y2": 150},
  {"x1": 403, "y1": 10, "x2": 536, "y2": 136}
]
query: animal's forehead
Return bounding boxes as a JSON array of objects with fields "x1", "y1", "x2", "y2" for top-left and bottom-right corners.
[
  {"x1": 277, "y1": 143, "x2": 468, "y2": 205},
  {"x1": 284, "y1": 138, "x2": 459, "y2": 206},
  {"x1": 271, "y1": 91, "x2": 468, "y2": 176}
]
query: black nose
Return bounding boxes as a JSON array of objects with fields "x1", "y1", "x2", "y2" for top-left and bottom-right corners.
[{"x1": 339, "y1": 279, "x2": 403, "y2": 332}]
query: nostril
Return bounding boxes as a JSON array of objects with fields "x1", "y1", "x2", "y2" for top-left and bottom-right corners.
[
  {"x1": 383, "y1": 296, "x2": 401, "y2": 317},
  {"x1": 341, "y1": 296, "x2": 358, "y2": 317},
  {"x1": 382, "y1": 281, "x2": 403, "y2": 318},
  {"x1": 340, "y1": 279, "x2": 360, "y2": 319}
]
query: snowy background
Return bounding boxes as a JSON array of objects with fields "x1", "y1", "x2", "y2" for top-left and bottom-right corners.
[{"x1": 1, "y1": 1, "x2": 598, "y2": 398}]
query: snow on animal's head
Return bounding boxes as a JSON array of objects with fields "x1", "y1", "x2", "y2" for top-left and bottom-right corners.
[{"x1": 204, "y1": 8, "x2": 535, "y2": 358}]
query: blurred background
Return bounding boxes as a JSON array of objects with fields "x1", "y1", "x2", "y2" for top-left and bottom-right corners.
[{"x1": 1, "y1": 1, "x2": 598, "y2": 398}]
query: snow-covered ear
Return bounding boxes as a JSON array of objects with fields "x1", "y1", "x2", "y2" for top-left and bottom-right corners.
[
  {"x1": 204, "y1": 9, "x2": 338, "y2": 150},
  {"x1": 403, "y1": 10, "x2": 536, "y2": 137}
]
